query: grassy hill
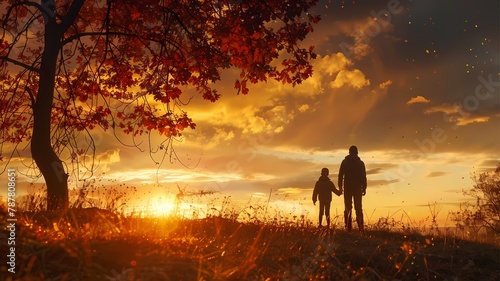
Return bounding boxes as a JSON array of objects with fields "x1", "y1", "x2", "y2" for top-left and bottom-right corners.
[{"x1": 1, "y1": 208, "x2": 499, "y2": 280}]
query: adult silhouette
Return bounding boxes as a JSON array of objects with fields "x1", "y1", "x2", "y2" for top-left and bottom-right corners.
[
  {"x1": 338, "y1": 145, "x2": 367, "y2": 232},
  {"x1": 312, "y1": 168, "x2": 342, "y2": 228}
]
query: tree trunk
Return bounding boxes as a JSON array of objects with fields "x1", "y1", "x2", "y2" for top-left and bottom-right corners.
[
  {"x1": 31, "y1": 17, "x2": 68, "y2": 211},
  {"x1": 30, "y1": 0, "x2": 86, "y2": 211}
]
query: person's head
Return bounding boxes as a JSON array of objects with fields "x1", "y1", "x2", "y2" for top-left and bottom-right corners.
[
  {"x1": 349, "y1": 145, "x2": 358, "y2": 155},
  {"x1": 321, "y1": 167, "x2": 329, "y2": 176}
]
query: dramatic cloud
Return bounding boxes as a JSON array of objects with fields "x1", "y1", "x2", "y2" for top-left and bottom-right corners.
[
  {"x1": 98, "y1": 0, "x2": 500, "y2": 224},
  {"x1": 424, "y1": 104, "x2": 490, "y2": 126},
  {"x1": 77, "y1": 148, "x2": 121, "y2": 175},
  {"x1": 204, "y1": 128, "x2": 235, "y2": 149},
  {"x1": 331, "y1": 69, "x2": 370, "y2": 89},
  {"x1": 424, "y1": 104, "x2": 461, "y2": 115},
  {"x1": 287, "y1": 53, "x2": 368, "y2": 95},
  {"x1": 3, "y1": 0, "x2": 498, "y2": 225},
  {"x1": 333, "y1": 16, "x2": 396, "y2": 60}
]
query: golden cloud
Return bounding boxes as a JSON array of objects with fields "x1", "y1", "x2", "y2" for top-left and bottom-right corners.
[
  {"x1": 105, "y1": 168, "x2": 242, "y2": 184},
  {"x1": 424, "y1": 103, "x2": 490, "y2": 126},
  {"x1": 424, "y1": 103, "x2": 459, "y2": 115},
  {"x1": 204, "y1": 128, "x2": 235, "y2": 149},
  {"x1": 456, "y1": 116, "x2": 490, "y2": 126},
  {"x1": 407, "y1": 95, "x2": 431, "y2": 105},
  {"x1": 330, "y1": 69, "x2": 370, "y2": 89},
  {"x1": 314, "y1": 53, "x2": 352, "y2": 76},
  {"x1": 298, "y1": 104, "x2": 310, "y2": 112},
  {"x1": 278, "y1": 187, "x2": 305, "y2": 194},
  {"x1": 286, "y1": 53, "x2": 353, "y2": 95},
  {"x1": 160, "y1": 53, "x2": 370, "y2": 151},
  {"x1": 95, "y1": 148, "x2": 121, "y2": 172},
  {"x1": 99, "y1": 148, "x2": 120, "y2": 162},
  {"x1": 379, "y1": 80, "x2": 393, "y2": 89}
]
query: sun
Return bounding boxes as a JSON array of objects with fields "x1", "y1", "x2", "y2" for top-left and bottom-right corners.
[{"x1": 146, "y1": 199, "x2": 177, "y2": 217}]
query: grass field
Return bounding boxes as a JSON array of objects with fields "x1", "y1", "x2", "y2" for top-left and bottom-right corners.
[{"x1": 1, "y1": 207, "x2": 499, "y2": 281}]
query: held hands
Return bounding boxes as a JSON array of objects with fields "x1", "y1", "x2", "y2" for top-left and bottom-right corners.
[{"x1": 313, "y1": 200, "x2": 316, "y2": 205}]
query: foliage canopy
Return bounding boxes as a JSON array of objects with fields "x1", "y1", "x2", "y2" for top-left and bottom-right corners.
[{"x1": 0, "y1": 0, "x2": 319, "y2": 210}]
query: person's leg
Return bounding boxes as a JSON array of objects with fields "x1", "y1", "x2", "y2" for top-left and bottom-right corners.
[
  {"x1": 319, "y1": 201, "x2": 325, "y2": 226},
  {"x1": 344, "y1": 189, "x2": 353, "y2": 232},
  {"x1": 353, "y1": 189, "x2": 364, "y2": 232},
  {"x1": 325, "y1": 201, "x2": 331, "y2": 227}
]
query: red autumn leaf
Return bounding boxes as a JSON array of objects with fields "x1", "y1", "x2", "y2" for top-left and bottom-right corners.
[
  {"x1": 79, "y1": 94, "x2": 88, "y2": 103},
  {"x1": 131, "y1": 11, "x2": 141, "y2": 21},
  {"x1": 17, "y1": 7, "x2": 28, "y2": 18}
]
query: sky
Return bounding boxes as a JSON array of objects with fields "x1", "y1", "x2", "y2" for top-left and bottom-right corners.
[{"x1": 5, "y1": 0, "x2": 500, "y2": 226}]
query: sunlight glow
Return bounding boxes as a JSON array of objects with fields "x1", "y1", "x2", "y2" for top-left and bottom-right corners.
[
  {"x1": 133, "y1": 197, "x2": 177, "y2": 217},
  {"x1": 148, "y1": 201, "x2": 176, "y2": 217}
]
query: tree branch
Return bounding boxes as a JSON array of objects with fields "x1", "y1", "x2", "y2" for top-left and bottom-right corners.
[
  {"x1": 58, "y1": 0, "x2": 86, "y2": 33},
  {"x1": 61, "y1": 31, "x2": 167, "y2": 46},
  {"x1": 0, "y1": 56, "x2": 40, "y2": 73},
  {"x1": 25, "y1": 87, "x2": 36, "y2": 107},
  {"x1": 1, "y1": 1, "x2": 43, "y2": 26}
]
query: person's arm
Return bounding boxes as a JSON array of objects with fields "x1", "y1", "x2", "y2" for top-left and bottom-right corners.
[
  {"x1": 312, "y1": 182, "x2": 318, "y2": 204},
  {"x1": 331, "y1": 181, "x2": 341, "y2": 196},
  {"x1": 361, "y1": 161, "x2": 367, "y2": 195},
  {"x1": 338, "y1": 162, "x2": 344, "y2": 193}
]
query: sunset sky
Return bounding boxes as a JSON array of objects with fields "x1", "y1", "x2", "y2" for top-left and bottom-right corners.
[{"x1": 6, "y1": 0, "x2": 500, "y2": 225}]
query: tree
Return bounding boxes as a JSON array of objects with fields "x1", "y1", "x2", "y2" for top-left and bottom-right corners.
[
  {"x1": 0, "y1": 0, "x2": 320, "y2": 211},
  {"x1": 453, "y1": 169, "x2": 500, "y2": 239}
]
